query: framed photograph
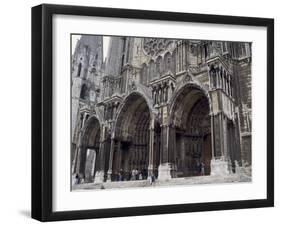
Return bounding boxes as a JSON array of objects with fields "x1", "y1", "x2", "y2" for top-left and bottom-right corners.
[{"x1": 31, "y1": 4, "x2": 274, "y2": 221}]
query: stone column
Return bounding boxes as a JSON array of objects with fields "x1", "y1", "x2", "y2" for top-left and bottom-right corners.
[
  {"x1": 168, "y1": 125, "x2": 177, "y2": 177},
  {"x1": 81, "y1": 113, "x2": 87, "y2": 128},
  {"x1": 157, "y1": 124, "x2": 172, "y2": 180},
  {"x1": 94, "y1": 143, "x2": 105, "y2": 183},
  {"x1": 148, "y1": 125, "x2": 154, "y2": 178},
  {"x1": 157, "y1": 88, "x2": 161, "y2": 105},
  {"x1": 72, "y1": 147, "x2": 79, "y2": 175},
  {"x1": 112, "y1": 102, "x2": 118, "y2": 119},
  {"x1": 210, "y1": 114, "x2": 215, "y2": 158},
  {"x1": 116, "y1": 141, "x2": 122, "y2": 172},
  {"x1": 72, "y1": 129, "x2": 82, "y2": 174},
  {"x1": 94, "y1": 126, "x2": 106, "y2": 183},
  {"x1": 167, "y1": 84, "x2": 172, "y2": 102},
  {"x1": 74, "y1": 127, "x2": 86, "y2": 177},
  {"x1": 209, "y1": 90, "x2": 232, "y2": 176},
  {"x1": 107, "y1": 138, "x2": 115, "y2": 182},
  {"x1": 84, "y1": 148, "x2": 97, "y2": 182}
]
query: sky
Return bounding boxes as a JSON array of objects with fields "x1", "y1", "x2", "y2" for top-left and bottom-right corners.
[{"x1": 71, "y1": 35, "x2": 110, "y2": 61}]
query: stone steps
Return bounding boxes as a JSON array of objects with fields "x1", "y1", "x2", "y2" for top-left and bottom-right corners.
[{"x1": 73, "y1": 174, "x2": 251, "y2": 191}]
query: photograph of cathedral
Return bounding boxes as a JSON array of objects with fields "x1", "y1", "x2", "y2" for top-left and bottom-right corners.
[{"x1": 71, "y1": 35, "x2": 252, "y2": 190}]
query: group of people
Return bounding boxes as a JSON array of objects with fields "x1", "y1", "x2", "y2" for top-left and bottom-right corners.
[
  {"x1": 116, "y1": 168, "x2": 148, "y2": 181},
  {"x1": 73, "y1": 163, "x2": 205, "y2": 185},
  {"x1": 131, "y1": 169, "x2": 142, "y2": 180},
  {"x1": 115, "y1": 168, "x2": 156, "y2": 185}
]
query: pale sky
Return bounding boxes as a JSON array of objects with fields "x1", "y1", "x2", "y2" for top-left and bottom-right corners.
[{"x1": 71, "y1": 35, "x2": 110, "y2": 61}]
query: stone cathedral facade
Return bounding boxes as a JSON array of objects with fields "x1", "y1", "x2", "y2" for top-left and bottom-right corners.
[{"x1": 71, "y1": 35, "x2": 252, "y2": 183}]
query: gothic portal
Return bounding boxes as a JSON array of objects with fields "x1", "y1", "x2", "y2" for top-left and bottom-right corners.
[{"x1": 71, "y1": 35, "x2": 252, "y2": 183}]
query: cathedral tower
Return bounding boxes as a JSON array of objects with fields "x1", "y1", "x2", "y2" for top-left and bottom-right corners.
[{"x1": 71, "y1": 35, "x2": 103, "y2": 169}]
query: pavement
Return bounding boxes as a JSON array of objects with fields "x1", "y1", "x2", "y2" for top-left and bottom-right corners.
[{"x1": 72, "y1": 172, "x2": 251, "y2": 191}]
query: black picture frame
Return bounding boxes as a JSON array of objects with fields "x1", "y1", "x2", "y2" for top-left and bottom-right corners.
[{"x1": 31, "y1": 3, "x2": 274, "y2": 222}]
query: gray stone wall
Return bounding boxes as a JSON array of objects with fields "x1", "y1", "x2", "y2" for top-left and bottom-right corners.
[
  {"x1": 234, "y1": 59, "x2": 252, "y2": 165},
  {"x1": 71, "y1": 35, "x2": 252, "y2": 181},
  {"x1": 71, "y1": 35, "x2": 103, "y2": 142}
]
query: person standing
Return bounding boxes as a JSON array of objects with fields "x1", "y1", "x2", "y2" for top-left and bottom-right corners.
[
  {"x1": 151, "y1": 173, "x2": 155, "y2": 185},
  {"x1": 131, "y1": 169, "x2": 135, "y2": 180},
  {"x1": 201, "y1": 162, "x2": 205, "y2": 176},
  {"x1": 149, "y1": 173, "x2": 155, "y2": 186},
  {"x1": 119, "y1": 169, "x2": 123, "y2": 181},
  {"x1": 149, "y1": 174, "x2": 153, "y2": 185},
  {"x1": 136, "y1": 169, "x2": 139, "y2": 180},
  {"x1": 75, "y1": 173, "x2": 80, "y2": 184}
]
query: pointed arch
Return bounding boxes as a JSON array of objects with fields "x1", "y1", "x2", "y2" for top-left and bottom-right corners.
[
  {"x1": 77, "y1": 115, "x2": 102, "y2": 182},
  {"x1": 111, "y1": 91, "x2": 153, "y2": 181},
  {"x1": 113, "y1": 91, "x2": 153, "y2": 139},
  {"x1": 168, "y1": 83, "x2": 212, "y2": 177}
]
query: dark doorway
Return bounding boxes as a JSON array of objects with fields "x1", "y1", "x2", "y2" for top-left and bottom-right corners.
[
  {"x1": 170, "y1": 86, "x2": 212, "y2": 178},
  {"x1": 112, "y1": 93, "x2": 151, "y2": 181}
]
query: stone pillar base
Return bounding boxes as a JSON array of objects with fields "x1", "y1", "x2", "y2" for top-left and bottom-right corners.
[
  {"x1": 106, "y1": 170, "x2": 112, "y2": 182},
  {"x1": 147, "y1": 164, "x2": 154, "y2": 177},
  {"x1": 210, "y1": 158, "x2": 231, "y2": 176},
  {"x1": 158, "y1": 163, "x2": 172, "y2": 181},
  {"x1": 94, "y1": 171, "x2": 104, "y2": 183}
]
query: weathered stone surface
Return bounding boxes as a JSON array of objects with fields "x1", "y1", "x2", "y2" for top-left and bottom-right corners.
[
  {"x1": 94, "y1": 171, "x2": 105, "y2": 183},
  {"x1": 71, "y1": 35, "x2": 252, "y2": 187},
  {"x1": 210, "y1": 158, "x2": 231, "y2": 176},
  {"x1": 158, "y1": 163, "x2": 173, "y2": 181}
]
